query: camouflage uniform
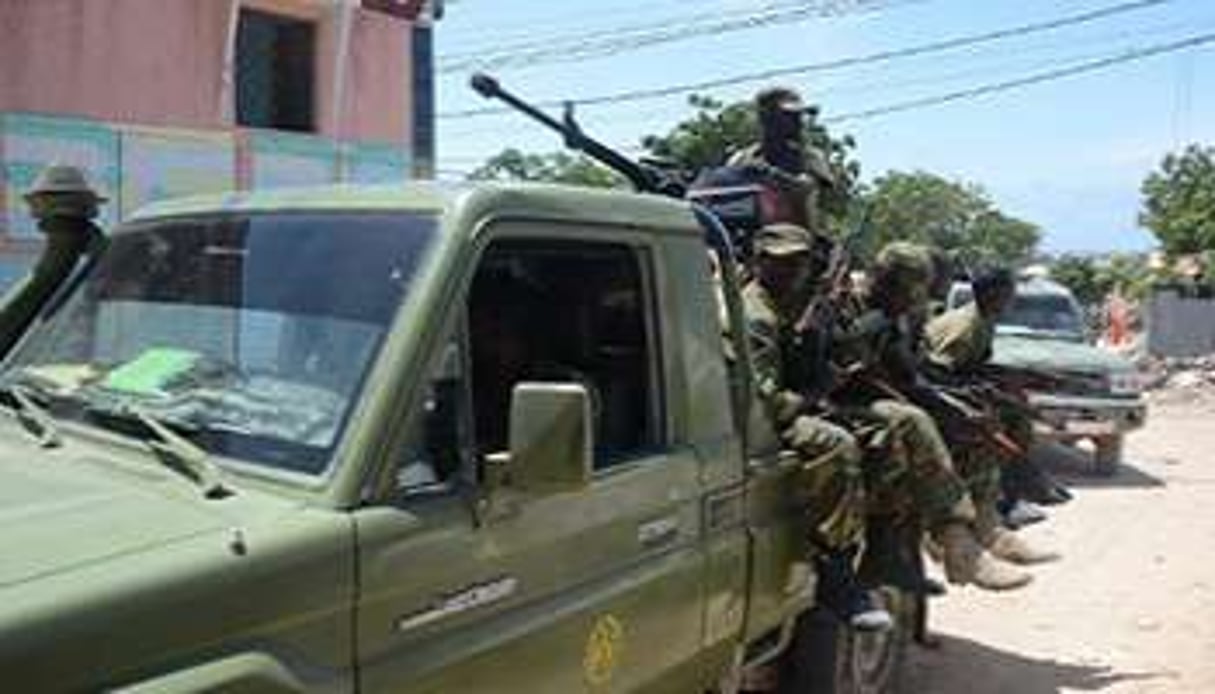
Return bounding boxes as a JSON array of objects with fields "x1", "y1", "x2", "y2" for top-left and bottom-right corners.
[
  {"x1": 831, "y1": 301, "x2": 976, "y2": 530},
  {"x1": 833, "y1": 243, "x2": 1035, "y2": 589},
  {"x1": 925, "y1": 301, "x2": 1038, "y2": 542},
  {"x1": 743, "y1": 278, "x2": 865, "y2": 550}
]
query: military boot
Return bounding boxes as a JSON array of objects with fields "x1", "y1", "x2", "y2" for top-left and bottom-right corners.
[
  {"x1": 935, "y1": 523, "x2": 1032, "y2": 591},
  {"x1": 987, "y1": 527, "x2": 1061, "y2": 565},
  {"x1": 815, "y1": 549, "x2": 895, "y2": 632},
  {"x1": 976, "y1": 502, "x2": 1060, "y2": 566}
]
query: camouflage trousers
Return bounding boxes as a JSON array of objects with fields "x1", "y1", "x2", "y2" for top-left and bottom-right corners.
[
  {"x1": 782, "y1": 415, "x2": 867, "y2": 552},
  {"x1": 846, "y1": 399, "x2": 976, "y2": 531},
  {"x1": 947, "y1": 397, "x2": 1035, "y2": 538}
]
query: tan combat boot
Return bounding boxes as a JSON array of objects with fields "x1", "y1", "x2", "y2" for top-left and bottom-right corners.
[
  {"x1": 975, "y1": 501, "x2": 1060, "y2": 566},
  {"x1": 987, "y1": 527, "x2": 1061, "y2": 566},
  {"x1": 935, "y1": 523, "x2": 1032, "y2": 591}
]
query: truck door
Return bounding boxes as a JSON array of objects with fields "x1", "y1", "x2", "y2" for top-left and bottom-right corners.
[{"x1": 353, "y1": 230, "x2": 706, "y2": 693}]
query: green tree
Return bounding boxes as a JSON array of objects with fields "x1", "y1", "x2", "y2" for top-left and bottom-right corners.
[
  {"x1": 861, "y1": 170, "x2": 1040, "y2": 266},
  {"x1": 468, "y1": 148, "x2": 622, "y2": 188},
  {"x1": 1049, "y1": 255, "x2": 1102, "y2": 305},
  {"x1": 1050, "y1": 253, "x2": 1152, "y2": 306},
  {"x1": 1140, "y1": 144, "x2": 1215, "y2": 254}
]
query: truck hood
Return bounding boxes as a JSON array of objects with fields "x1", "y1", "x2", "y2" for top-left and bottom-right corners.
[
  {"x1": 0, "y1": 442, "x2": 283, "y2": 588},
  {"x1": 992, "y1": 334, "x2": 1133, "y2": 375}
]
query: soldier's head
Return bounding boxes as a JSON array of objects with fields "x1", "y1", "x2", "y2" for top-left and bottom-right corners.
[
  {"x1": 871, "y1": 242, "x2": 932, "y2": 316},
  {"x1": 972, "y1": 266, "x2": 1016, "y2": 318},
  {"x1": 23, "y1": 164, "x2": 106, "y2": 232},
  {"x1": 756, "y1": 86, "x2": 805, "y2": 144},
  {"x1": 752, "y1": 223, "x2": 822, "y2": 300}
]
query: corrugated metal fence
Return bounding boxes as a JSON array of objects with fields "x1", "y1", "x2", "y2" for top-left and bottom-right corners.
[{"x1": 1145, "y1": 289, "x2": 1215, "y2": 357}]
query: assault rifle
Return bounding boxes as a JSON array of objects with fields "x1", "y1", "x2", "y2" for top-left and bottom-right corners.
[{"x1": 794, "y1": 203, "x2": 871, "y2": 335}]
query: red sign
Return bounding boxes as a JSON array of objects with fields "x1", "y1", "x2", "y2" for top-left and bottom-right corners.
[{"x1": 361, "y1": 0, "x2": 425, "y2": 20}]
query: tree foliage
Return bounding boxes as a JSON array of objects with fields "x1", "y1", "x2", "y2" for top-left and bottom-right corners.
[
  {"x1": 1140, "y1": 144, "x2": 1215, "y2": 255},
  {"x1": 860, "y1": 170, "x2": 1040, "y2": 267},
  {"x1": 468, "y1": 148, "x2": 622, "y2": 188},
  {"x1": 1049, "y1": 253, "x2": 1152, "y2": 305}
]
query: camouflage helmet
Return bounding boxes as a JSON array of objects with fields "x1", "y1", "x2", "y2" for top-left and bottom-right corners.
[
  {"x1": 874, "y1": 241, "x2": 933, "y2": 282},
  {"x1": 23, "y1": 164, "x2": 105, "y2": 220}
]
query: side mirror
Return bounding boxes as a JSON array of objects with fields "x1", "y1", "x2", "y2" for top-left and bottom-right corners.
[{"x1": 507, "y1": 381, "x2": 593, "y2": 493}]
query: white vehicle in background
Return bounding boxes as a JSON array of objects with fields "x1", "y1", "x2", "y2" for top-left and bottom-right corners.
[{"x1": 947, "y1": 276, "x2": 1147, "y2": 475}]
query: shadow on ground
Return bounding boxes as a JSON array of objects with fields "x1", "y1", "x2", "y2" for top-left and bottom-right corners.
[
  {"x1": 1028, "y1": 442, "x2": 1165, "y2": 490},
  {"x1": 904, "y1": 633, "x2": 1176, "y2": 693}
]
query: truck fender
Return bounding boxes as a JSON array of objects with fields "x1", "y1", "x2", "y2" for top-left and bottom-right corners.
[{"x1": 118, "y1": 652, "x2": 312, "y2": 694}]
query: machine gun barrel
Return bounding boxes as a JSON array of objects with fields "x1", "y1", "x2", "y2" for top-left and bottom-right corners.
[{"x1": 470, "y1": 73, "x2": 681, "y2": 196}]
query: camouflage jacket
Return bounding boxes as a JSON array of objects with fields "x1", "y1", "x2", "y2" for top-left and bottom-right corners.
[{"x1": 923, "y1": 302, "x2": 996, "y2": 373}]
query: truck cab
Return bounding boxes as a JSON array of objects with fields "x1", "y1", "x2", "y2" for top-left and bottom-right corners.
[{"x1": 0, "y1": 183, "x2": 895, "y2": 692}]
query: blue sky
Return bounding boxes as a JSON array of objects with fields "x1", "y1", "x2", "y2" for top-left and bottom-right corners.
[{"x1": 432, "y1": 0, "x2": 1215, "y2": 253}]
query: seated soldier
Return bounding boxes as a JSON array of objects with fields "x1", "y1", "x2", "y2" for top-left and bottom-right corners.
[
  {"x1": 923, "y1": 267, "x2": 1060, "y2": 565},
  {"x1": 743, "y1": 223, "x2": 892, "y2": 631},
  {"x1": 831, "y1": 243, "x2": 1032, "y2": 591}
]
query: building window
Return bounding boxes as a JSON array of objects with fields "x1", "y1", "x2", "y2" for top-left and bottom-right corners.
[
  {"x1": 236, "y1": 9, "x2": 316, "y2": 132},
  {"x1": 411, "y1": 25, "x2": 435, "y2": 178}
]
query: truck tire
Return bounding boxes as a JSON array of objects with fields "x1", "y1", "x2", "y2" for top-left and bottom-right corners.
[
  {"x1": 778, "y1": 589, "x2": 908, "y2": 694},
  {"x1": 1093, "y1": 435, "x2": 1123, "y2": 477}
]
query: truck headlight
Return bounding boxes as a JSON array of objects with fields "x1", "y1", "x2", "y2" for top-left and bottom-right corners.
[{"x1": 1108, "y1": 371, "x2": 1142, "y2": 396}]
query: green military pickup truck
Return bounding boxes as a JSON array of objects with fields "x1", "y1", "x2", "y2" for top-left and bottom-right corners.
[{"x1": 0, "y1": 183, "x2": 908, "y2": 692}]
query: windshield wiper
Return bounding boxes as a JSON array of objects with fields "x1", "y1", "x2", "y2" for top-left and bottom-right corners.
[
  {"x1": 0, "y1": 383, "x2": 62, "y2": 448},
  {"x1": 89, "y1": 404, "x2": 233, "y2": 499}
]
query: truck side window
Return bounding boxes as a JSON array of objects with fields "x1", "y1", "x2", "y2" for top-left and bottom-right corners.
[{"x1": 468, "y1": 239, "x2": 663, "y2": 469}]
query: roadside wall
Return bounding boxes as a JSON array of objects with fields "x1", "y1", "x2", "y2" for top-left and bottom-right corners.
[{"x1": 1145, "y1": 289, "x2": 1215, "y2": 357}]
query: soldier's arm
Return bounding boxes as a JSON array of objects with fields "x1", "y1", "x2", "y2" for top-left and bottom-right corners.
[{"x1": 748, "y1": 317, "x2": 805, "y2": 428}]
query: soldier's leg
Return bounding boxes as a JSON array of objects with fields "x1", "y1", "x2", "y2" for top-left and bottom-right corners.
[
  {"x1": 952, "y1": 422, "x2": 1060, "y2": 566},
  {"x1": 784, "y1": 415, "x2": 866, "y2": 550},
  {"x1": 783, "y1": 415, "x2": 891, "y2": 631},
  {"x1": 866, "y1": 400, "x2": 1031, "y2": 591}
]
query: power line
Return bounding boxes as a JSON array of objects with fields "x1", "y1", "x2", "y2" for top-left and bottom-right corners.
[
  {"x1": 437, "y1": 0, "x2": 1175, "y2": 119},
  {"x1": 437, "y1": 0, "x2": 924, "y2": 74},
  {"x1": 438, "y1": 31, "x2": 1215, "y2": 155},
  {"x1": 822, "y1": 32, "x2": 1215, "y2": 123},
  {"x1": 441, "y1": 0, "x2": 797, "y2": 58}
]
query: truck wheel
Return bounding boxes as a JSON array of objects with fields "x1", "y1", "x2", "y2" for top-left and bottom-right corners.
[
  {"x1": 1093, "y1": 435, "x2": 1123, "y2": 477},
  {"x1": 778, "y1": 590, "x2": 908, "y2": 694}
]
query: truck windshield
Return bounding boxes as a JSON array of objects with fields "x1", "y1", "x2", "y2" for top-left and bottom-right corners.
[
  {"x1": 2, "y1": 211, "x2": 436, "y2": 476},
  {"x1": 999, "y1": 294, "x2": 1083, "y2": 336}
]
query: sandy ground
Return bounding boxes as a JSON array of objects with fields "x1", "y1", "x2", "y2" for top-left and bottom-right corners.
[{"x1": 904, "y1": 398, "x2": 1215, "y2": 694}]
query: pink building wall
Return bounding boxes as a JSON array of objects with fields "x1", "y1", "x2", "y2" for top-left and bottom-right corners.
[{"x1": 0, "y1": 0, "x2": 412, "y2": 145}]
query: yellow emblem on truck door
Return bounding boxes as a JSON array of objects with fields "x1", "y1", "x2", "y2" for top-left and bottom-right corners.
[{"x1": 583, "y1": 614, "x2": 625, "y2": 686}]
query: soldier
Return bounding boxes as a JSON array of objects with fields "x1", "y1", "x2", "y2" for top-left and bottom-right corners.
[
  {"x1": 0, "y1": 164, "x2": 107, "y2": 357},
  {"x1": 923, "y1": 267, "x2": 1060, "y2": 565},
  {"x1": 728, "y1": 86, "x2": 837, "y2": 233},
  {"x1": 743, "y1": 223, "x2": 892, "y2": 631},
  {"x1": 832, "y1": 242, "x2": 1032, "y2": 591}
]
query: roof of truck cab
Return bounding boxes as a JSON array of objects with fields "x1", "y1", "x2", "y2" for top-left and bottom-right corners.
[{"x1": 126, "y1": 181, "x2": 704, "y2": 235}]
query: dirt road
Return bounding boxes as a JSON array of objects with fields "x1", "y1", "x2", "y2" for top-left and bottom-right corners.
[{"x1": 904, "y1": 399, "x2": 1215, "y2": 693}]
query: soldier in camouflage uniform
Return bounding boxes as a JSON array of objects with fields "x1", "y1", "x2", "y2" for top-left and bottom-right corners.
[
  {"x1": 923, "y1": 267, "x2": 1060, "y2": 565},
  {"x1": 832, "y1": 242, "x2": 1032, "y2": 591},
  {"x1": 742, "y1": 223, "x2": 892, "y2": 631},
  {"x1": 727, "y1": 86, "x2": 837, "y2": 234},
  {"x1": 0, "y1": 164, "x2": 106, "y2": 357}
]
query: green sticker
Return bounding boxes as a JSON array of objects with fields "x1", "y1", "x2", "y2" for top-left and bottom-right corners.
[{"x1": 102, "y1": 348, "x2": 201, "y2": 396}]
